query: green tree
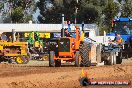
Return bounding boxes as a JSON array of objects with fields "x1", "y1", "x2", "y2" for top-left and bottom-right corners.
[
  {"x1": 11, "y1": 7, "x2": 24, "y2": 23},
  {"x1": 103, "y1": 0, "x2": 119, "y2": 32},
  {"x1": 0, "y1": 2, "x2": 4, "y2": 10},
  {"x1": 10, "y1": 0, "x2": 36, "y2": 23},
  {"x1": 37, "y1": 0, "x2": 120, "y2": 34},
  {"x1": 37, "y1": 0, "x2": 105, "y2": 24},
  {"x1": 37, "y1": 0, "x2": 76, "y2": 23},
  {"x1": 77, "y1": 4, "x2": 100, "y2": 23},
  {"x1": 121, "y1": 0, "x2": 132, "y2": 17},
  {"x1": 77, "y1": 0, "x2": 106, "y2": 24}
]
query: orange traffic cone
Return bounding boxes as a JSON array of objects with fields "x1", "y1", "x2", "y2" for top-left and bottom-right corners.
[{"x1": 80, "y1": 68, "x2": 89, "y2": 86}]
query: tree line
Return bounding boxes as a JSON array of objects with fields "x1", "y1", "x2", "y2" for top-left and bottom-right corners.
[{"x1": 0, "y1": 0, "x2": 132, "y2": 33}]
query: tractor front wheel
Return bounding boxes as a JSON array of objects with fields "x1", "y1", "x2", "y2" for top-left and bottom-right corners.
[{"x1": 15, "y1": 56, "x2": 25, "y2": 64}]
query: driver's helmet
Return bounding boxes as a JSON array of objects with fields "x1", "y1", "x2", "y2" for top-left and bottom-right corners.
[{"x1": 123, "y1": 24, "x2": 127, "y2": 29}]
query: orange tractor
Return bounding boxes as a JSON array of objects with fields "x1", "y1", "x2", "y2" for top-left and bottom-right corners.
[{"x1": 49, "y1": 26, "x2": 91, "y2": 67}]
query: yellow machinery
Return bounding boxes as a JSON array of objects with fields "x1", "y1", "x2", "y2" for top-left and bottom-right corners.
[
  {"x1": 0, "y1": 32, "x2": 30, "y2": 64},
  {"x1": 24, "y1": 32, "x2": 50, "y2": 61},
  {"x1": 0, "y1": 41, "x2": 30, "y2": 64}
]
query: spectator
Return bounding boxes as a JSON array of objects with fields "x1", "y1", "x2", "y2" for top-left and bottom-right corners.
[{"x1": 1, "y1": 33, "x2": 7, "y2": 41}]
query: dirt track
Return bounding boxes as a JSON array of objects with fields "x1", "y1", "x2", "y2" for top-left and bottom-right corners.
[{"x1": 0, "y1": 58, "x2": 132, "y2": 88}]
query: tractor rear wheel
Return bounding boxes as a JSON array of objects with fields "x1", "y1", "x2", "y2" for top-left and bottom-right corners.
[
  {"x1": 79, "y1": 43, "x2": 91, "y2": 67},
  {"x1": 49, "y1": 51, "x2": 55, "y2": 67},
  {"x1": 15, "y1": 56, "x2": 25, "y2": 64},
  {"x1": 3, "y1": 57, "x2": 12, "y2": 64},
  {"x1": 75, "y1": 51, "x2": 80, "y2": 67}
]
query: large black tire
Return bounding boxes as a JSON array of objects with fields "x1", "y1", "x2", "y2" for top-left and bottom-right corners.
[
  {"x1": 102, "y1": 52, "x2": 110, "y2": 65},
  {"x1": 79, "y1": 77, "x2": 90, "y2": 86},
  {"x1": 75, "y1": 51, "x2": 80, "y2": 67},
  {"x1": 8, "y1": 59, "x2": 12, "y2": 64},
  {"x1": 79, "y1": 43, "x2": 91, "y2": 67},
  {"x1": 116, "y1": 52, "x2": 123, "y2": 64},
  {"x1": 55, "y1": 60, "x2": 61, "y2": 67},
  {"x1": 49, "y1": 51, "x2": 55, "y2": 67}
]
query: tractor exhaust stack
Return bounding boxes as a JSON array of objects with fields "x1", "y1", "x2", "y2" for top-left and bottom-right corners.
[
  {"x1": 61, "y1": 14, "x2": 65, "y2": 37},
  {"x1": 12, "y1": 29, "x2": 15, "y2": 42}
]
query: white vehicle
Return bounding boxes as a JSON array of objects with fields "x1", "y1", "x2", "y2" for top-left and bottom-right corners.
[{"x1": 83, "y1": 25, "x2": 122, "y2": 65}]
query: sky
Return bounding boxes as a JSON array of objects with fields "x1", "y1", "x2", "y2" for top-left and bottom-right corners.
[{"x1": 33, "y1": 7, "x2": 40, "y2": 23}]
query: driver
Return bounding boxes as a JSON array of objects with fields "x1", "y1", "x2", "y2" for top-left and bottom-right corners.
[
  {"x1": 113, "y1": 33, "x2": 123, "y2": 45},
  {"x1": 122, "y1": 25, "x2": 130, "y2": 34},
  {"x1": 64, "y1": 28, "x2": 72, "y2": 37}
]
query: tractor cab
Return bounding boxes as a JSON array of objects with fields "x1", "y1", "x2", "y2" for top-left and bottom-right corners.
[
  {"x1": 58, "y1": 37, "x2": 74, "y2": 57},
  {"x1": 110, "y1": 18, "x2": 132, "y2": 42},
  {"x1": 59, "y1": 38, "x2": 71, "y2": 52}
]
